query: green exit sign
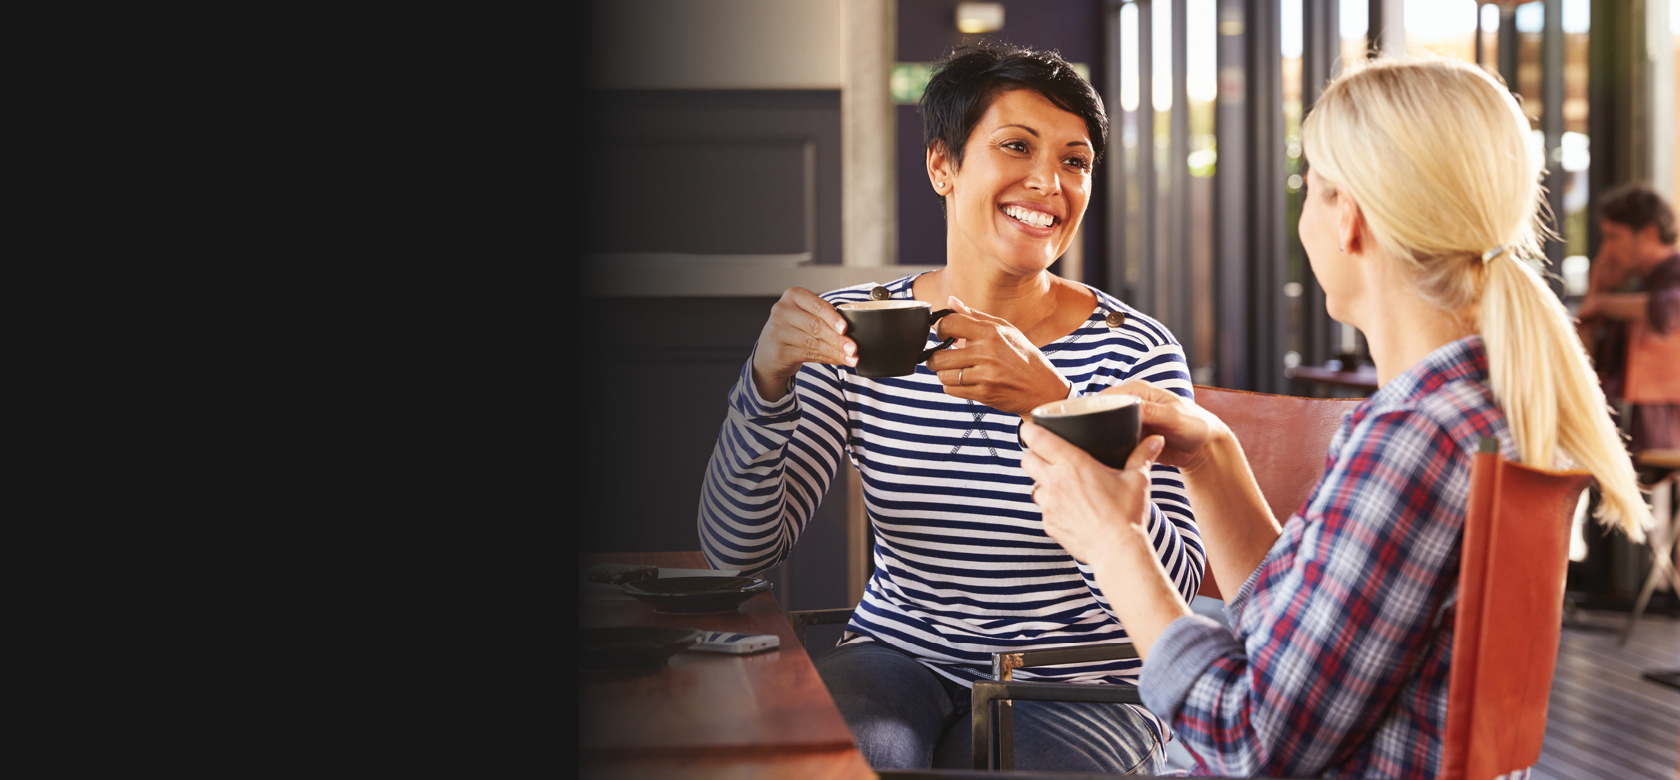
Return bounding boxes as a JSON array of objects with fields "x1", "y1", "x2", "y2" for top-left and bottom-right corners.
[
  {"x1": 891, "y1": 62, "x2": 1091, "y2": 105},
  {"x1": 891, "y1": 63, "x2": 936, "y2": 104}
]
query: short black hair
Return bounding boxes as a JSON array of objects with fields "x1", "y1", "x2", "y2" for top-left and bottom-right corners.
[
  {"x1": 920, "y1": 42, "x2": 1107, "y2": 174},
  {"x1": 1598, "y1": 183, "x2": 1677, "y2": 245}
]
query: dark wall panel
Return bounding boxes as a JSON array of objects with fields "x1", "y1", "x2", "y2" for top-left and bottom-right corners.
[
  {"x1": 896, "y1": 0, "x2": 1103, "y2": 65},
  {"x1": 586, "y1": 89, "x2": 842, "y2": 264},
  {"x1": 898, "y1": 103, "x2": 946, "y2": 266},
  {"x1": 581, "y1": 295, "x2": 772, "y2": 554},
  {"x1": 599, "y1": 139, "x2": 814, "y2": 255}
]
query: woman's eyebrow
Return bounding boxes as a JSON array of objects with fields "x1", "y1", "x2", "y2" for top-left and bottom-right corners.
[{"x1": 993, "y1": 123, "x2": 1090, "y2": 148}]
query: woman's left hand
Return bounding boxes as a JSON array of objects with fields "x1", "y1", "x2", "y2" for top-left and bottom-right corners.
[
  {"x1": 1020, "y1": 422, "x2": 1165, "y2": 566},
  {"x1": 925, "y1": 297, "x2": 1072, "y2": 415}
]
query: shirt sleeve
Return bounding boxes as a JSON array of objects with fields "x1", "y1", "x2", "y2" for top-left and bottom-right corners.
[
  {"x1": 1648, "y1": 286, "x2": 1680, "y2": 335},
  {"x1": 1645, "y1": 257, "x2": 1680, "y2": 334},
  {"x1": 1075, "y1": 340, "x2": 1206, "y2": 615},
  {"x1": 1137, "y1": 409, "x2": 1466, "y2": 778},
  {"x1": 697, "y1": 346, "x2": 852, "y2": 575}
]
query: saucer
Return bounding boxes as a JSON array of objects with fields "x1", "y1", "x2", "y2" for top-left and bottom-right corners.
[{"x1": 621, "y1": 576, "x2": 773, "y2": 614}]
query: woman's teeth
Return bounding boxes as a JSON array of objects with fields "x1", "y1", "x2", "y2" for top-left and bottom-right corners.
[{"x1": 1004, "y1": 205, "x2": 1054, "y2": 228}]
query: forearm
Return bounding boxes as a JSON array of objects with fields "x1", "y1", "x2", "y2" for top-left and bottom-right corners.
[
  {"x1": 1085, "y1": 526, "x2": 1194, "y2": 659},
  {"x1": 1078, "y1": 497, "x2": 1204, "y2": 629},
  {"x1": 1585, "y1": 293, "x2": 1650, "y2": 323},
  {"x1": 699, "y1": 363, "x2": 844, "y2": 572},
  {"x1": 1181, "y1": 431, "x2": 1282, "y2": 600},
  {"x1": 699, "y1": 435, "x2": 805, "y2": 573}
]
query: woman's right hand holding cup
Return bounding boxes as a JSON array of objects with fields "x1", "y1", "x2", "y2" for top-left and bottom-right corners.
[
  {"x1": 751, "y1": 287, "x2": 858, "y2": 402},
  {"x1": 1096, "y1": 380, "x2": 1231, "y2": 476}
]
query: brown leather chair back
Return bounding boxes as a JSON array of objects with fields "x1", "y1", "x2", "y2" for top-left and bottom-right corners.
[
  {"x1": 1191, "y1": 386, "x2": 1363, "y2": 599},
  {"x1": 1439, "y1": 439, "x2": 1594, "y2": 780}
]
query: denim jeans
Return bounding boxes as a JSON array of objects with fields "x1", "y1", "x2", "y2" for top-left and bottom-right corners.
[{"x1": 815, "y1": 641, "x2": 1167, "y2": 773}]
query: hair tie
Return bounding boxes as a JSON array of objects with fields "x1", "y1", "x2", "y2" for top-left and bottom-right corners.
[{"x1": 1481, "y1": 246, "x2": 1507, "y2": 264}]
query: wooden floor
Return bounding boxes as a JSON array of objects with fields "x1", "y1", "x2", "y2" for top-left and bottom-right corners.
[{"x1": 1534, "y1": 609, "x2": 1680, "y2": 780}]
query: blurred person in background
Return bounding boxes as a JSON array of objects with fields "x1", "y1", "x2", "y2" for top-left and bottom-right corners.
[{"x1": 1577, "y1": 183, "x2": 1680, "y2": 452}]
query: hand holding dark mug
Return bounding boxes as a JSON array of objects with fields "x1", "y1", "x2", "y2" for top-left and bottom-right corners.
[
  {"x1": 751, "y1": 287, "x2": 858, "y2": 401},
  {"x1": 837, "y1": 301, "x2": 956, "y2": 377},
  {"x1": 1023, "y1": 394, "x2": 1143, "y2": 469}
]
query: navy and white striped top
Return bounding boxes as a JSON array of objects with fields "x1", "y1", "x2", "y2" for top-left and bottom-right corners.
[{"x1": 699, "y1": 272, "x2": 1204, "y2": 736}]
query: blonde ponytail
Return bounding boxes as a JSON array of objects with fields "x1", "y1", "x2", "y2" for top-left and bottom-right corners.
[
  {"x1": 1481, "y1": 251, "x2": 1648, "y2": 539},
  {"x1": 1303, "y1": 55, "x2": 1649, "y2": 540}
]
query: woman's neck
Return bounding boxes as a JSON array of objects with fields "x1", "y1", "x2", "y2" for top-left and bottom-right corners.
[
  {"x1": 916, "y1": 261, "x2": 1073, "y2": 337},
  {"x1": 1359, "y1": 264, "x2": 1476, "y2": 388}
]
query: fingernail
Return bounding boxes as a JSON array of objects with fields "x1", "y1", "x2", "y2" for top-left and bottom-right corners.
[
  {"x1": 834, "y1": 319, "x2": 847, "y2": 333},
  {"x1": 1146, "y1": 436, "x2": 1165, "y2": 458},
  {"x1": 844, "y1": 342, "x2": 856, "y2": 356}
]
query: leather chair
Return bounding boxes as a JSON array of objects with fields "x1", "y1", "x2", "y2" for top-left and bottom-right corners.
[
  {"x1": 1439, "y1": 438, "x2": 1594, "y2": 780},
  {"x1": 1189, "y1": 387, "x2": 1363, "y2": 598}
]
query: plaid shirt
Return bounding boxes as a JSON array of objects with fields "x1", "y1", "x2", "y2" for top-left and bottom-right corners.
[{"x1": 1140, "y1": 336, "x2": 1516, "y2": 779}]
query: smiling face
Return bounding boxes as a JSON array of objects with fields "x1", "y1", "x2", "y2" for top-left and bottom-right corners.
[{"x1": 929, "y1": 88, "x2": 1094, "y2": 276}]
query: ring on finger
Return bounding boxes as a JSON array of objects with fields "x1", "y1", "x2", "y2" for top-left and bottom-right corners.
[
  {"x1": 958, "y1": 368, "x2": 965, "y2": 386},
  {"x1": 1030, "y1": 483, "x2": 1041, "y2": 503}
]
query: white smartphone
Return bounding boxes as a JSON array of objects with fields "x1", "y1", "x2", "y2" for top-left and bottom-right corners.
[{"x1": 688, "y1": 631, "x2": 780, "y2": 655}]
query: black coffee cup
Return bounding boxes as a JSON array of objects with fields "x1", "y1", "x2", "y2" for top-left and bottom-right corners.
[
  {"x1": 837, "y1": 301, "x2": 956, "y2": 377},
  {"x1": 1026, "y1": 394, "x2": 1143, "y2": 469}
]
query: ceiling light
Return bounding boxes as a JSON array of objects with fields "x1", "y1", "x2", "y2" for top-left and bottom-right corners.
[{"x1": 956, "y1": 2, "x2": 1004, "y2": 34}]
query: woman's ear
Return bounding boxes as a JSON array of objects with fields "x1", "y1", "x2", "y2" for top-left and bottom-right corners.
[
  {"x1": 1338, "y1": 192, "x2": 1366, "y2": 256},
  {"x1": 927, "y1": 141, "x2": 953, "y2": 196}
]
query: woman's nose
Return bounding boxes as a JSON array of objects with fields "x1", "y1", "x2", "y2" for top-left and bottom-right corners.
[{"x1": 1024, "y1": 159, "x2": 1062, "y2": 195}]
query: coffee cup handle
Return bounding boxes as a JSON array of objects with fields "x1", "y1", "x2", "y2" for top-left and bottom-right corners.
[{"x1": 918, "y1": 309, "x2": 956, "y2": 363}]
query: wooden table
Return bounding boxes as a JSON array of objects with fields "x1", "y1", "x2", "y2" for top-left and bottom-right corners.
[
  {"x1": 1286, "y1": 364, "x2": 1378, "y2": 395},
  {"x1": 1638, "y1": 448, "x2": 1680, "y2": 473},
  {"x1": 578, "y1": 552, "x2": 875, "y2": 780}
]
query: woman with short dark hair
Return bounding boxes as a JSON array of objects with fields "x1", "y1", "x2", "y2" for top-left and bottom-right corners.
[{"x1": 697, "y1": 42, "x2": 1203, "y2": 773}]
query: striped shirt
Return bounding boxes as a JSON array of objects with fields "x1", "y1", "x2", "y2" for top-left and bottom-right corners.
[
  {"x1": 700, "y1": 272, "x2": 1205, "y2": 740},
  {"x1": 1140, "y1": 336, "x2": 1515, "y2": 780}
]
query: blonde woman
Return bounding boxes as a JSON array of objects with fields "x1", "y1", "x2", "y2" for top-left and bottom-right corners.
[{"x1": 1018, "y1": 56, "x2": 1649, "y2": 779}]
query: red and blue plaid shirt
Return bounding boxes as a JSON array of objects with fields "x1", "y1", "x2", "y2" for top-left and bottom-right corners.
[{"x1": 1141, "y1": 336, "x2": 1517, "y2": 779}]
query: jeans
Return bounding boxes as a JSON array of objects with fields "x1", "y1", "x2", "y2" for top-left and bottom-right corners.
[{"x1": 815, "y1": 641, "x2": 1168, "y2": 774}]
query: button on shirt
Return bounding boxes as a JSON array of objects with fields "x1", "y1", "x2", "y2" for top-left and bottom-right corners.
[{"x1": 1139, "y1": 336, "x2": 1515, "y2": 780}]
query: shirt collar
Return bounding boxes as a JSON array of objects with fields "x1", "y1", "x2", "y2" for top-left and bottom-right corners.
[{"x1": 1350, "y1": 335, "x2": 1489, "y2": 424}]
